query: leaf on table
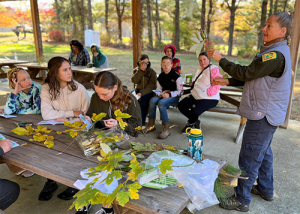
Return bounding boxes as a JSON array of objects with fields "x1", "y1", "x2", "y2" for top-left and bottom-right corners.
[
  {"x1": 97, "y1": 156, "x2": 103, "y2": 162},
  {"x1": 92, "y1": 113, "x2": 107, "y2": 122},
  {"x1": 69, "y1": 130, "x2": 78, "y2": 138},
  {"x1": 163, "y1": 145, "x2": 176, "y2": 151},
  {"x1": 100, "y1": 143, "x2": 112, "y2": 155},
  {"x1": 12, "y1": 127, "x2": 29, "y2": 136},
  {"x1": 56, "y1": 131, "x2": 62, "y2": 135},
  {"x1": 26, "y1": 126, "x2": 34, "y2": 135},
  {"x1": 32, "y1": 133, "x2": 48, "y2": 142},
  {"x1": 116, "y1": 190, "x2": 130, "y2": 207},
  {"x1": 44, "y1": 140, "x2": 54, "y2": 148},
  {"x1": 47, "y1": 136, "x2": 54, "y2": 141},
  {"x1": 114, "y1": 109, "x2": 131, "y2": 119},
  {"x1": 159, "y1": 159, "x2": 174, "y2": 174},
  {"x1": 73, "y1": 121, "x2": 82, "y2": 128},
  {"x1": 64, "y1": 121, "x2": 74, "y2": 127}
]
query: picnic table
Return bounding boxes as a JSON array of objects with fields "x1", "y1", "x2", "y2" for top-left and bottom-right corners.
[
  {"x1": 16, "y1": 62, "x2": 117, "y2": 84},
  {"x1": 0, "y1": 59, "x2": 29, "y2": 79},
  {"x1": 0, "y1": 114, "x2": 228, "y2": 214}
]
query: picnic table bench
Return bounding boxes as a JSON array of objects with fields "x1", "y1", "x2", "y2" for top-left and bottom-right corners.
[
  {"x1": 0, "y1": 59, "x2": 29, "y2": 79},
  {"x1": 0, "y1": 114, "x2": 229, "y2": 214},
  {"x1": 16, "y1": 63, "x2": 117, "y2": 85}
]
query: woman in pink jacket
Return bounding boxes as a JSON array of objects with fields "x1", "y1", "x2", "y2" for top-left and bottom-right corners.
[{"x1": 178, "y1": 52, "x2": 222, "y2": 134}]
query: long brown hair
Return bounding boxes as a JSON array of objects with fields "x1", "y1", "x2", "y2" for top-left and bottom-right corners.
[
  {"x1": 94, "y1": 71, "x2": 132, "y2": 111},
  {"x1": 45, "y1": 56, "x2": 78, "y2": 100}
]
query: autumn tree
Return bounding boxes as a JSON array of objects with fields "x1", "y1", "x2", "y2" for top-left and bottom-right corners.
[
  {"x1": 115, "y1": 0, "x2": 126, "y2": 42},
  {"x1": 146, "y1": 0, "x2": 153, "y2": 49}
]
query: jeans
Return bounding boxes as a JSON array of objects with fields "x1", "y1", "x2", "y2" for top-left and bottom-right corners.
[
  {"x1": 134, "y1": 89, "x2": 154, "y2": 126},
  {"x1": 235, "y1": 117, "x2": 277, "y2": 206},
  {"x1": 0, "y1": 178, "x2": 20, "y2": 210},
  {"x1": 148, "y1": 96, "x2": 179, "y2": 122},
  {"x1": 178, "y1": 95, "x2": 218, "y2": 124}
]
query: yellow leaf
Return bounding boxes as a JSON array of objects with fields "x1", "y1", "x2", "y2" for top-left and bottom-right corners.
[
  {"x1": 26, "y1": 126, "x2": 34, "y2": 135},
  {"x1": 69, "y1": 131, "x2": 78, "y2": 138},
  {"x1": 100, "y1": 143, "x2": 112, "y2": 155},
  {"x1": 114, "y1": 109, "x2": 131, "y2": 119},
  {"x1": 97, "y1": 156, "x2": 103, "y2": 162},
  {"x1": 135, "y1": 126, "x2": 142, "y2": 130},
  {"x1": 64, "y1": 121, "x2": 73, "y2": 127},
  {"x1": 11, "y1": 127, "x2": 29, "y2": 136},
  {"x1": 92, "y1": 113, "x2": 107, "y2": 122},
  {"x1": 164, "y1": 145, "x2": 176, "y2": 151},
  {"x1": 47, "y1": 136, "x2": 54, "y2": 141},
  {"x1": 21, "y1": 143, "x2": 28, "y2": 146},
  {"x1": 73, "y1": 121, "x2": 82, "y2": 127},
  {"x1": 178, "y1": 184, "x2": 183, "y2": 188},
  {"x1": 33, "y1": 134, "x2": 48, "y2": 142},
  {"x1": 127, "y1": 171, "x2": 136, "y2": 181},
  {"x1": 118, "y1": 120, "x2": 128, "y2": 130},
  {"x1": 57, "y1": 131, "x2": 62, "y2": 135},
  {"x1": 128, "y1": 188, "x2": 139, "y2": 200},
  {"x1": 100, "y1": 149, "x2": 107, "y2": 158},
  {"x1": 44, "y1": 140, "x2": 54, "y2": 148}
]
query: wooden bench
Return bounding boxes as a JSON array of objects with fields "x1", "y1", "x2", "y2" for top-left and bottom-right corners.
[{"x1": 174, "y1": 85, "x2": 246, "y2": 144}]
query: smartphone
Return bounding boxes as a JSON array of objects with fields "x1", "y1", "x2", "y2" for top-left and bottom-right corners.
[{"x1": 15, "y1": 121, "x2": 34, "y2": 128}]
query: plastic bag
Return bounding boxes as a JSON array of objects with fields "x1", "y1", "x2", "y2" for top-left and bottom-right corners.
[{"x1": 168, "y1": 159, "x2": 220, "y2": 210}]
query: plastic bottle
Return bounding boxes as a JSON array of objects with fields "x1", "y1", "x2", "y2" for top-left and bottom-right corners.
[
  {"x1": 186, "y1": 128, "x2": 203, "y2": 161},
  {"x1": 14, "y1": 52, "x2": 18, "y2": 61}
]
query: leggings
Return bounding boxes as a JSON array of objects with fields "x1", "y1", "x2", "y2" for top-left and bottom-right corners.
[{"x1": 178, "y1": 95, "x2": 218, "y2": 124}]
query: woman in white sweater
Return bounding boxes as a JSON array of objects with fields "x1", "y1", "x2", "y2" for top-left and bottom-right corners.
[
  {"x1": 39, "y1": 57, "x2": 90, "y2": 210},
  {"x1": 41, "y1": 56, "x2": 90, "y2": 121}
]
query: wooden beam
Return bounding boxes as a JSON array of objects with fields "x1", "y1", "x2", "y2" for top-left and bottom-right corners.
[
  {"x1": 282, "y1": 0, "x2": 300, "y2": 128},
  {"x1": 132, "y1": 0, "x2": 142, "y2": 68},
  {"x1": 30, "y1": 0, "x2": 43, "y2": 60}
]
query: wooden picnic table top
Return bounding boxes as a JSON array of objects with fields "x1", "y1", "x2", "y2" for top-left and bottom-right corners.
[
  {"x1": 0, "y1": 114, "x2": 227, "y2": 214},
  {"x1": 0, "y1": 59, "x2": 29, "y2": 66}
]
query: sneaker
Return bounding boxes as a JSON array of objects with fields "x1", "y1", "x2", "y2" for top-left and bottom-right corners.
[
  {"x1": 219, "y1": 194, "x2": 249, "y2": 212},
  {"x1": 21, "y1": 170, "x2": 35, "y2": 178},
  {"x1": 75, "y1": 203, "x2": 92, "y2": 214},
  {"x1": 95, "y1": 207, "x2": 114, "y2": 214},
  {"x1": 251, "y1": 185, "x2": 274, "y2": 201},
  {"x1": 194, "y1": 120, "x2": 201, "y2": 129},
  {"x1": 181, "y1": 122, "x2": 194, "y2": 134},
  {"x1": 38, "y1": 180, "x2": 58, "y2": 201}
]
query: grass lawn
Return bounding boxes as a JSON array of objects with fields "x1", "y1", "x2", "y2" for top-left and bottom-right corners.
[{"x1": 0, "y1": 39, "x2": 299, "y2": 121}]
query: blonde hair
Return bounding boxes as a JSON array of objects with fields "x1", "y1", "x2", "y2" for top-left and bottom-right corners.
[{"x1": 7, "y1": 67, "x2": 28, "y2": 89}]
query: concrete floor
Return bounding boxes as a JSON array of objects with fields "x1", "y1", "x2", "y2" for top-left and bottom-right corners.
[{"x1": 1, "y1": 80, "x2": 300, "y2": 214}]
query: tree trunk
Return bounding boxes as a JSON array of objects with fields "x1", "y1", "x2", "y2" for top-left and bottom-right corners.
[
  {"x1": 70, "y1": 0, "x2": 77, "y2": 35},
  {"x1": 258, "y1": 0, "x2": 268, "y2": 49},
  {"x1": 54, "y1": 0, "x2": 60, "y2": 27},
  {"x1": 227, "y1": 0, "x2": 238, "y2": 56},
  {"x1": 269, "y1": 0, "x2": 273, "y2": 17},
  {"x1": 155, "y1": 0, "x2": 161, "y2": 42},
  {"x1": 87, "y1": 0, "x2": 93, "y2": 30},
  {"x1": 146, "y1": 0, "x2": 153, "y2": 49},
  {"x1": 141, "y1": 0, "x2": 144, "y2": 48},
  {"x1": 115, "y1": 0, "x2": 125, "y2": 42},
  {"x1": 105, "y1": 0, "x2": 109, "y2": 34},
  {"x1": 206, "y1": 0, "x2": 213, "y2": 49},
  {"x1": 274, "y1": 0, "x2": 279, "y2": 13},
  {"x1": 283, "y1": 0, "x2": 288, "y2": 11},
  {"x1": 201, "y1": 0, "x2": 206, "y2": 30},
  {"x1": 174, "y1": 0, "x2": 180, "y2": 50},
  {"x1": 80, "y1": 0, "x2": 85, "y2": 32}
]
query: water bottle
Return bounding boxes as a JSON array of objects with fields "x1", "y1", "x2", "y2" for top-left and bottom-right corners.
[
  {"x1": 14, "y1": 52, "x2": 18, "y2": 61},
  {"x1": 186, "y1": 128, "x2": 203, "y2": 161}
]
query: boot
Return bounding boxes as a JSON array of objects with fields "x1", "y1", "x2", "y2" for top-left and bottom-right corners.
[
  {"x1": 143, "y1": 118, "x2": 156, "y2": 133},
  {"x1": 158, "y1": 122, "x2": 170, "y2": 139}
]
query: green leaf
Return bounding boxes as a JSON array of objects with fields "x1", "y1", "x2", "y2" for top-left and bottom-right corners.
[
  {"x1": 116, "y1": 190, "x2": 130, "y2": 207},
  {"x1": 95, "y1": 131, "x2": 106, "y2": 139},
  {"x1": 159, "y1": 159, "x2": 174, "y2": 174},
  {"x1": 69, "y1": 186, "x2": 102, "y2": 210},
  {"x1": 106, "y1": 184, "x2": 123, "y2": 206},
  {"x1": 105, "y1": 170, "x2": 122, "y2": 185}
]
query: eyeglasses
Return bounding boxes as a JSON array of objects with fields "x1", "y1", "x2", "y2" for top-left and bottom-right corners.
[
  {"x1": 161, "y1": 62, "x2": 171, "y2": 66},
  {"x1": 140, "y1": 61, "x2": 149, "y2": 65}
]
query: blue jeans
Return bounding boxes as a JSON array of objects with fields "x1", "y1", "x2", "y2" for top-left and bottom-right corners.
[
  {"x1": 133, "y1": 89, "x2": 154, "y2": 126},
  {"x1": 235, "y1": 117, "x2": 277, "y2": 206},
  {"x1": 148, "y1": 96, "x2": 179, "y2": 122}
]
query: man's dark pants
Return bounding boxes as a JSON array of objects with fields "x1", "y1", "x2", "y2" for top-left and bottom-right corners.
[
  {"x1": 0, "y1": 178, "x2": 20, "y2": 210},
  {"x1": 235, "y1": 117, "x2": 277, "y2": 206}
]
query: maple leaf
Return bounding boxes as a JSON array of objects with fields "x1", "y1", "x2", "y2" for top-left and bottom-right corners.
[
  {"x1": 159, "y1": 159, "x2": 174, "y2": 174},
  {"x1": 69, "y1": 186, "x2": 103, "y2": 210},
  {"x1": 12, "y1": 127, "x2": 29, "y2": 136},
  {"x1": 105, "y1": 170, "x2": 122, "y2": 185},
  {"x1": 116, "y1": 190, "x2": 130, "y2": 207},
  {"x1": 44, "y1": 140, "x2": 54, "y2": 148},
  {"x1": 106, "y1": 184, "x2": 123, "y2": 206},
  {"x1": 128, "y1": 183, "x2": 142, "y2": 200},
  {"x1": 91, "y1": 113, "x2": 107, "y2": 122},
  {"x1": 114, "y1": 109, "x2": 131, "y2": 119}
]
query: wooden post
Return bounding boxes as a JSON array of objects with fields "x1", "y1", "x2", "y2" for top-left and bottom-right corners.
[
  {"x1": 282, "y1": 0, "x2": 300, "y2": 128},
  {"x1": 30, "y1": 0, "x2": 44, "y2": 60},
  {"x1": 132, "y1": 0, "x2": 142, "y2": 68}
]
